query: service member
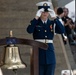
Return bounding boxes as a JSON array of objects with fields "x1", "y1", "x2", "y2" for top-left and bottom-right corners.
[
  {"x1": 27, "y1": 1, "x2": 67, "y2": 75},
  {"x1": 56, "y1": 7, "x2": 67, "y2": 44}
]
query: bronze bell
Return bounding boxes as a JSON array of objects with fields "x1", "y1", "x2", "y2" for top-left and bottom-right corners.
[
  {"x1": 1, "y1": 44, "x2": 26, "y2": 69},
  {"x1": 1, "y1": 31, "x2": 26, "y2": 69}
]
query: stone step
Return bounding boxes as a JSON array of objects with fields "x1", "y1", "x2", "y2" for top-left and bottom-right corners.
[
  {"x1": 54, "y1": 35, "x2": 68, "y2": 75},
  {"x1": 0, "y1": 0, "x2": 38, "y2": 11}
]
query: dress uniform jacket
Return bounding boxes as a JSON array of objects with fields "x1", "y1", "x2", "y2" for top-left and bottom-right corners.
[{"x1": 27, "y1": 18, "x2": 65, "y2": 65}]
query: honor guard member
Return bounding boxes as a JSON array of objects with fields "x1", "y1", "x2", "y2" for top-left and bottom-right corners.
[
  {"x1": 27, "y1": 1, "x2": 67, "y2": 75},
  {"x1": 57, "y1": 7, "x2": 67, "y2": 44}
]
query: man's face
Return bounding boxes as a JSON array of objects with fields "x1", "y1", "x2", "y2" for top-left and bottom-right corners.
[
  {"x1": 63, "y1": 9, "x2": 69, "y2": 16},
  {"x1": 41, "y1": 12, "x2": 49, "y2": 20}
]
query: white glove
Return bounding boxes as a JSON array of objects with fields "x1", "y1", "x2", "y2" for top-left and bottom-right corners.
[
  {"x1": 48, "y1": 8, "x2": 56, "y2": 18},
  {"x1": 63, "y1": 34, "x2": 67, "y2": 40},
  {"x1": 36, "y1": 8, "x2": 44, "y2": 17},
  {"x1": 0, "y1": 68, "x2": 3, "y2": 75}
]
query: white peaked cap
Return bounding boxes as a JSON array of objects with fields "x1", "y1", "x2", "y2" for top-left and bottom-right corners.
[{"x1": 36, "y1": 1, "x2": 52, "y2": 6}]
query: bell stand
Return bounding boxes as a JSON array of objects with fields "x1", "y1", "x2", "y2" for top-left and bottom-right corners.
[{"x1": 0, "y1": 37, "x2": 48, "y2": 75}]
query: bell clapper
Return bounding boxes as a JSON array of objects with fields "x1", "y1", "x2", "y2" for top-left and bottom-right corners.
[{"x1": 13, "y1": 69, "x2": 17, "y2": 75}]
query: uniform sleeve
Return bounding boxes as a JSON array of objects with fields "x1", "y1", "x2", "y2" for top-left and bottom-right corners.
[
  {"x1": 54, "y1": 18, "x2": 65, "y2": 34},
  {"x1": 27, "y1": 18, "x2": 38, "y2": 33}
]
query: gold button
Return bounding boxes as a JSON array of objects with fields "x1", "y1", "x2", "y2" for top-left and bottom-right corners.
[
  {"x1": 45, "y1": 30, "x2": 47, "y2": 32},
  {"x1": 39, "y1": 30, "x2": 40, "y2": 31}
]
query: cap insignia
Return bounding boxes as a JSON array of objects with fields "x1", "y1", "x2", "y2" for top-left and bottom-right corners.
[{"x1": 43, "y1": 3, "x2": 48, "y2": 6}]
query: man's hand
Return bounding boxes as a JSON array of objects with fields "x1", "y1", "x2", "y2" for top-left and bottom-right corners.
[
  {"x1": 48, "y1": 8, "x2": 56, "y2": 18},
  {"x1": 35, "y1": 8, "x2": 44, "y2": 19}
]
